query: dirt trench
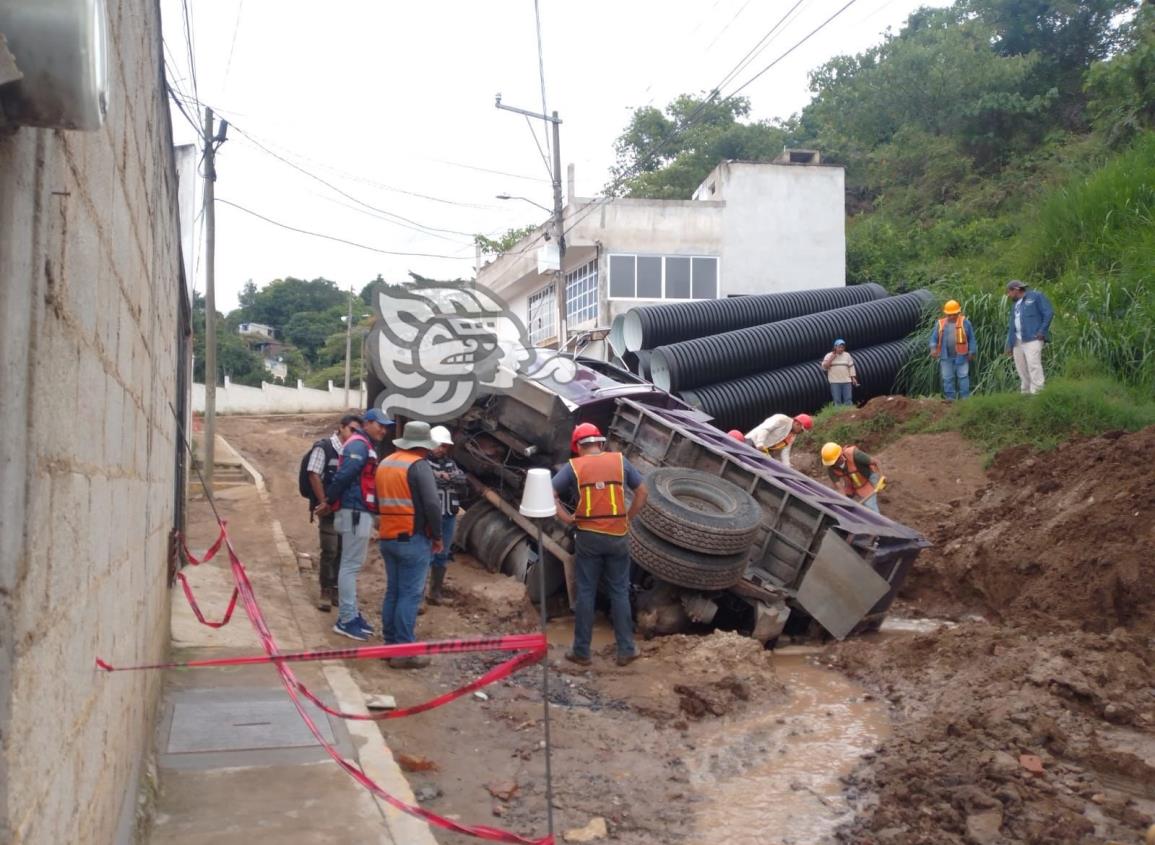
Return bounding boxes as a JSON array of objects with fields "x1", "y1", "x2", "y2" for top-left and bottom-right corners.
[{"x1": 216, "y1": 410, "x2": 1155, "y2": 845}]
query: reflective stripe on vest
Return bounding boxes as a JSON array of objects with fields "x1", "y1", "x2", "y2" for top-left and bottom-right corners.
[
  {"x1": 376, "y1": 450, "x2": 421, "y2": 539},
  {"x1": 935, "y1": 316, "x2": 969, "y2": 356},
  {"x1": 832, "y1": 446, "x2": 876, "y2": 499},
  {"x1": 570, "y1": 451, "x2": 628, "y2": 537}
]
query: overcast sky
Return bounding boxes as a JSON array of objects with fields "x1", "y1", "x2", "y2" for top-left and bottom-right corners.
[{"x1": 161, "y1": 0, "x2": 948, "y2": 312}]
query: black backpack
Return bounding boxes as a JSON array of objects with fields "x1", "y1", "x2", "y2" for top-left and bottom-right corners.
[{"x1": 298, "y1": 438, "x2": 338, "y2": 505}]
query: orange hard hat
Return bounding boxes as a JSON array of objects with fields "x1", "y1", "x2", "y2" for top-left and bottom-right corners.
[
  {"x1": 793, "y1": 413, "x2": 813, "y2": 431},
  {"x1": 943, "y1": 299, "x2": 962, "y2": 315},
  {"x1": 726, "y1": 429, "x2": 746, "y2": 443},
  {"x1": 570, "y1": 422, "x2": 605, "y2": 454}
]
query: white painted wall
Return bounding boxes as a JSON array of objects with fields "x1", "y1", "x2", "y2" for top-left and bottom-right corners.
[
  {"x1": 193, "y1": 380, "x2": 368, "y2": 415},
  {"x1": 0, "y1": 2, "x2": 183, "y2": 841},
  {"x1": 713, "y1": 161, "x2": 846, "y2": 293}
]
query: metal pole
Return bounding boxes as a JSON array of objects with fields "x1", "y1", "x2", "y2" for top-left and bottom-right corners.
[
  {"x1": 551, "y1": 112, "x2": 566, "y2": 350},
  {"x1": 343, "y1": 285, "x2": 353, "y2": 407},
  {"x1": 535, "y1": 519, "x2": 555, "y2": 838},
  {"x1": 202, "y1": 106, "x2": 216, "y2": 495}
]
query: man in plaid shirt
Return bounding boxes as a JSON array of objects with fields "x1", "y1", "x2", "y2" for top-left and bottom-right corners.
[{"x1": 305, "y1": 414, "x2": 362, "y2": 610}]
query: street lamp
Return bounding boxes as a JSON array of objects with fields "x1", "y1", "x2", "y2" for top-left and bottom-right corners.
[{"x1": 496, "y1": 193, "x2": 553, "y2": 214}]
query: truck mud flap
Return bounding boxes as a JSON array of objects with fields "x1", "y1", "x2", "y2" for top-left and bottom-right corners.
[{"x1": 795, "y1": 532, "x2": 892, "y2": 640}]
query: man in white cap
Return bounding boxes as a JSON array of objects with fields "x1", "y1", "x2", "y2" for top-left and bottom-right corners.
[
  {"x1": 374, "y1": 421, "x2": 443, "y2": 668},
  {"x1": 425, "y1": 425, "x2": 466, "y2": 606}
]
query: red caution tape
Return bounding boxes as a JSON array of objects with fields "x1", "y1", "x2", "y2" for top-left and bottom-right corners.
[{"x1": 99, "y1": 523, "x2": 555, "y2": 845}]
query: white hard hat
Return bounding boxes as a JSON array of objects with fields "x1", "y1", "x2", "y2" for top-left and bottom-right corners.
[{"x1": 430, "y1": 425, "x2": 454, "y2": 446}]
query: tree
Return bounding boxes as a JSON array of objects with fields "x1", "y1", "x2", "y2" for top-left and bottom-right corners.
[
  {"x1": 191, "y1": 292, "x2": 266, "y2": 386},
  {"x1": 474, "y1": 225, "x2": 538, "y2": 256},
  {"x1": 1086, "y1": 2, "x2": 1155, "y2": 144},
  {"x1": 283, "y1": 308, "x2": 344, "y2": 365},
  {"x1": 232, "y1": 276, "x2": 346, "y2": 331},
  {"x1": 611, "y1": 93, "x2": 792, "y2": 199}
]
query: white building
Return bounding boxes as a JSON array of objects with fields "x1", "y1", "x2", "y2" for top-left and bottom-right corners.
[
  {"x1": 477, "y1": 153, "x2": 845, "y2": 353},
  {"x1": 238, "y1": 321, "x2": 275, "y2": 338}
]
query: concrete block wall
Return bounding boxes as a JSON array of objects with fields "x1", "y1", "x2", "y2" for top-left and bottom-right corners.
[
  {"x1": 0, "y1": 1, "x2": 183, "y2": 843},
  {"x1": 192, "y1": 378, "x2": 369, "y2": 415}
]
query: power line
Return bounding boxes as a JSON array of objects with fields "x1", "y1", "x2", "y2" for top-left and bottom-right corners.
[
  {"x1": 217, "y1": 198, "x2": 476, "y2": 260},
  {"x1": 222, "y1": 0, "x2": 245, "y2": 88},
  {"x1": 179, "y1": 0, "x2": 200, "y2": 109},
  {"x1": 556, "y1": 0, "x2": 863, "y2": 245},
  {"x1": 714, "y1": 0, "x2": 809, "y2": 93},
  {"x1": 729, "y1": 0, "x2": 862, "y2": 98},
  {"x1": 533, "y1": 0, "x2": 552, "y2": 170},
  {"x1": 225, "y1": 123, "x2": 479, "y2": 238}
]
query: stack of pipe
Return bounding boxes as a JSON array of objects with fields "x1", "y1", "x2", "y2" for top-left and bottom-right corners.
[{"x1": 614, "y1": 284, "x2": 932, "y2": 423}]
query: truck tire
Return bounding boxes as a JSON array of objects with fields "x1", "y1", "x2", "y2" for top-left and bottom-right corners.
[
  {"x1": 638, "y1": 467, "x2": 762, "y2": 555},
  {"x1": 629, "y1": 521, "x2": 749, "y2": 591}
]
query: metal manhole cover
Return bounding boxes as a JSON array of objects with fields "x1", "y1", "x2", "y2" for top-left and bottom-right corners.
[{"x1": 167, "y1": 697, "x2": 335, "y2": 754}]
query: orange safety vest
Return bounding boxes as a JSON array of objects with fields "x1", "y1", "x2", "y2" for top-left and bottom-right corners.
[
  {"x1": 830, "y1": 446, "x2": 877, "y2": 500},
  {"x1": 570, "y1": 451, "x2": 628, "y2": 536},
  {"x1": 768, "y1": 430, "x2": 796, "y2": 453},
  {"x1": 935, "y1": 315, "x2": 969, "y2": 357},
  {"x1": 376, "y1": 450, "x2": 422, "y2": 539}
]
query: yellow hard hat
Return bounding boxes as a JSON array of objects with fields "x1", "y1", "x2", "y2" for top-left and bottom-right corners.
[
  {"x1": 821, "y1": 442, "x2": 843, "y2": 466},
  {"x1": 943, "y1": 299, "x2": 961, "y2": 315}
]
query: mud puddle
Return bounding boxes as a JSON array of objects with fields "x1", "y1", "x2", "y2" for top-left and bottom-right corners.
[{"x1": 686, "y1": 650, "x2": 889, "y2": 845}]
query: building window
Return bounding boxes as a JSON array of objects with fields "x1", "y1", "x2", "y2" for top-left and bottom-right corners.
[
  {"x1": 565, "y1": 260, "x2": 598, "y2": 327},
  {"x1": 527, "y1": 286, "x2": 555, "y2": 345},
  {"x1": 607, "y1": 254, "x2": 719, "y2": 300}
]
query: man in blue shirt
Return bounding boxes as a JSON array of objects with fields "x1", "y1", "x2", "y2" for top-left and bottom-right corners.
[
  {"x1": 929, "y1": 299, "x2": 976, "y2": 400},
  {"x1": 552, "y1": 423, "x2": 647, "y2": 668},
  {"x1": 1005, "y1": 280, "x2": 1055, "y2": 395}
]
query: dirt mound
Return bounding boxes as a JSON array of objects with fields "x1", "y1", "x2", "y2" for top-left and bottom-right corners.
[
  {"x1": 830, "y1": 623, "x2": 1155, "y2": 844},
  {"x1": 903, "y1": 426, "x2": 1155, "y2": 634}
]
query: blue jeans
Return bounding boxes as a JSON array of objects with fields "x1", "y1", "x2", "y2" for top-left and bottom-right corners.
[
  {"x1": 940, "y1": 356, "x2": 971, "y2": 400},
  {"x1": 431, "y1": 514, "x2": 455, "y2": 570},
  {"x1": 572, "y1": 530, "x2": 636, "y2": 660},
  {"x1": 379, "y1": 535, "x2": 432, "y2": 644},
  {"x1": 335, "y1": 509, "x2": 372, "y2": 624},
  {"x1": 830, "y1": 382, "x2": 853, "y2": 406}
]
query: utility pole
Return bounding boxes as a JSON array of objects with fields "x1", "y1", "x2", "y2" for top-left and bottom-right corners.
[
  {"x1": 202, "y1": 106, "x2": 217, "y2": 494},
  {"x1": 343, "y1": 285, "x2": 354, "y2": 408},
  {"x1": 495, "y1": 96, "x2": 566, "y2": 348}
]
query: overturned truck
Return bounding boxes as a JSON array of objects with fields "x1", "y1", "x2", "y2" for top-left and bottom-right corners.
[{"x1": 372, "y1": 352, "x2": 928, "y2": 643}]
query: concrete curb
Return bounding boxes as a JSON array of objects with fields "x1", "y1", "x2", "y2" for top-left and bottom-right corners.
[{"x1": 220, "y1": 434, "x2": 438, "y2": 845}]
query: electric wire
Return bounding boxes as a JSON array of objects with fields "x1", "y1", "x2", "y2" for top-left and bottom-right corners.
[
  {"x1": 216, "y1": 198, "x2": 476, "y2": 260},
  {"x1": 532, "y1": 0, "x2": 552, "y2": 171}
]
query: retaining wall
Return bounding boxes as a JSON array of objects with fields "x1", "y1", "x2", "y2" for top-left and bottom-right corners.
[{"x1": 193, "y1": 379, "x2": 368, "y2": 414}]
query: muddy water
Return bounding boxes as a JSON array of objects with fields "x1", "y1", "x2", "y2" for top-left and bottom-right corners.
[{"x1": 687, "y1": 650, "x2": 889, "y2": 845}]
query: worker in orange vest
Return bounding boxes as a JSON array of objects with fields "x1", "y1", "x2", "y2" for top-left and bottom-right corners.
[
  {"x1": 552, "y1": 423, "x2": 648, "y2": 668},
  {"x1": 744, "y1": 413, "x2": 813, "y2": 467},
  {"x1": 374, "y1": 421, "x2": 444, "y2": 669},
  {"x1": 821, "y1": 442, "x2": 885, "y2": 514},
  {"x1": 929, "y1": 299, "x2": 976, "y2": 400}
]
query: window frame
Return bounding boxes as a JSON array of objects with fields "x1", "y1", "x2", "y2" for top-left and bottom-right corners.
[
  {"x1": 605, "y1": 253, "x2": 721, "y2": 301},
  {"x1": 526, "y1": 285, "x2": 556, "y2": 345},
  {"x1": 564, "y1": 259, "x2": 599, "y2": 327}
]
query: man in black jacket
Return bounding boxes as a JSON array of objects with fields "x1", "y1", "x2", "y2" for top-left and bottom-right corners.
[{"x1": 305, "y1": 414, "x2": 362, "y2": 610}]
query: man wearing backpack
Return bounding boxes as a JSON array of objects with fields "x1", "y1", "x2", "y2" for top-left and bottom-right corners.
[
  {"x1": 315, "y1": 409, "x2": 395, "y2": 641},
  {"x1": 301, "y1": 414, "x2": 362, "y2": 611}
]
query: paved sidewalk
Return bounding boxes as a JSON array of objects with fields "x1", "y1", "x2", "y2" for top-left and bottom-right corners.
[{"x1": 149, "y1": 439, "x2": 437, "y2": 845}]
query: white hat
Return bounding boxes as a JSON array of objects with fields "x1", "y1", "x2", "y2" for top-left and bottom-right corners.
[{"x1": 430, "y1": 425, "x2": 454, "y2": 446}]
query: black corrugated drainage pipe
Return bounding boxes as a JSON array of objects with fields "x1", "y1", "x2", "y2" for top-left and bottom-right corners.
[
  {"x1": 680, "y1": 338, "x2": 920, "y2": 432},
  {"x1": 650, "y1": 289, "x2": 933, "y2": 393},
  {"x1": 622, "y1": 283, "x2": 888, "y2": 352},
  {"x1": 609, "y1": 314, "x2": 627, "y2": 357},
  {"x1": 634, "y1": 349, "x2": 652, "y2": 381}
]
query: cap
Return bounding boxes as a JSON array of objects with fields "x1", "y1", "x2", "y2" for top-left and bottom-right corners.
[
  {"x1": 364, "y1": 408, "x2": 395, "y2": 426},
  {"x1": 834, "y1": 338, "x2": 847, "y2": 346},
  {"x1": 1006, "y1": 279, "x2": 1027, "y2": 291},
  {"x1": 430, "y1": 425, "x2": 454, "y2": 446}
]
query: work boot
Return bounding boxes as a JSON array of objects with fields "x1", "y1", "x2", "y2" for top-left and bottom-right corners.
[
  {"x1": 316, "y1": 586, "x2": 333, "y2": 612},
  {"x1": 427, "y1": 567, "x2": 448, "y2": 606},
  {"x1": 564, "y1": 651, "x2": 592, "y2": 667}
]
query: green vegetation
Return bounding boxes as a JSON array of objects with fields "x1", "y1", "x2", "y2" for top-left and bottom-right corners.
[
  {"x1": 615, "y1": 0, "x2": 1155, "y2": 407},
  {"x1": 812, "y1": 378, "x2": 1155, "y2": 461}
]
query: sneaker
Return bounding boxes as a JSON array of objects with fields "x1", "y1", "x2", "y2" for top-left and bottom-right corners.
[
  {"x1": 352, "y1": 614, "x2": 375, "y2": 637},
  {"x1": 564, "y1": 651, "x2": 592, "y2": 667},
  {"x1": 333, "y1": 618, "x2": 368, "y2": 642}
]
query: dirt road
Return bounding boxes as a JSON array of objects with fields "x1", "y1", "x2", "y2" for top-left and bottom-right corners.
[{"x1": 216, "y1": 410, "x2": 1155, "y2": 845}]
